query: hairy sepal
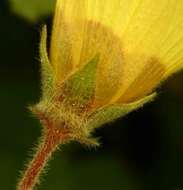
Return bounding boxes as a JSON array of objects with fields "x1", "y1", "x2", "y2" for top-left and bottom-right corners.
[
  {"x1": 87, "y1": 93, "x2": 156, "y2": 130},
  {"x1": 40, "y1": 25, "x2": 54, "y2": 100},
  {"x1": 61, "y1": 55, "x2": 99, "y2": 109}
]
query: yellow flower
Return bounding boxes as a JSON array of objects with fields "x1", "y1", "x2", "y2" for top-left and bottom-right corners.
[
  {"x1": 17, "y1": 1, "x2": 183, "y2": 190},
  {"x1": 35, "y1": 0, "x2": 183, "y2": 145}
]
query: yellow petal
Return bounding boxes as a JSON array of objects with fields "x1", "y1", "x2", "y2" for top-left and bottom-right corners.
[
  {"x1": 114, "y1": 57, "x2": 165, "y2": 103},
  {"x1": 51, "y1": 0, "x2": 125, "y2": 105},
  {"x1": 119, "y1": 0, "x2": 183, "y2": 76},
  {"x1": 51, "y1": 0, "x2": 183, "y2": 105},
  {"x1": 50, "y1": 0, "x2": 86, "y2": 81},
  {"x1": 111, "y1": 0, "x2": 183, "y2": 102}
]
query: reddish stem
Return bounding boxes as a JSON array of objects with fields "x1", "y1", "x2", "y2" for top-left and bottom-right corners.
[{"x1": 17, "y1": 125, "x2": 69, "y2": 190}]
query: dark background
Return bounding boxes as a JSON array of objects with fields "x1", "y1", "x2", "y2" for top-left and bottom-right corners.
[{"x1": 0, "y1": 1, "x2": 183, "y2": 189}]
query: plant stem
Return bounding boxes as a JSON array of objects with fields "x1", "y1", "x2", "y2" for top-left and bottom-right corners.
[{"x1": 17, "y1": 124, "x2": 69, "y2": 190}]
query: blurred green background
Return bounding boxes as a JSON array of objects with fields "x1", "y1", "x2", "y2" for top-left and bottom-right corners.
[{"x1": 0, "y1": 0, "x2": 183, "y2": 190}]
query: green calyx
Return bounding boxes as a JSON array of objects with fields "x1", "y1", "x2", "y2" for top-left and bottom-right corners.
[
  {"x1": 37, "y1": 25, "x2": 156, "y2": 148},
  {"x1": 40, "y1": 25, "x2": 99, "y2": 109}
]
